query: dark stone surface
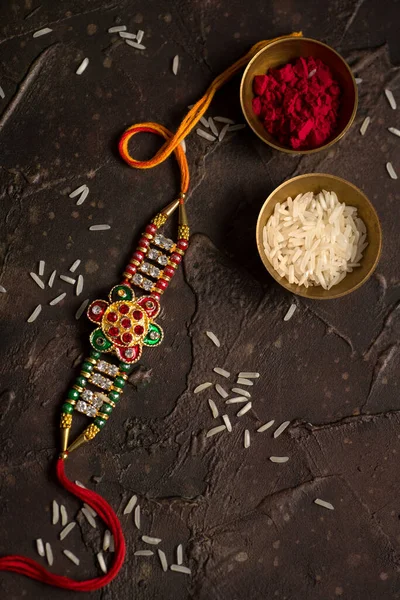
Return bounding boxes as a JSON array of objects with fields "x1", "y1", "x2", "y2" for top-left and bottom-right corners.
[{"x1": 0, "y1": 1, "x2": 400, "y2": 599}]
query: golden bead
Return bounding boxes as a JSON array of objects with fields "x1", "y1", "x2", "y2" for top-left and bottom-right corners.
[{"x1": 84, "y1": 424, "x2": 100, "y2": 441}]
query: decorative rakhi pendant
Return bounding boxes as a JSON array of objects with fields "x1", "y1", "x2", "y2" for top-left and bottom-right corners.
[{"x1": 60, "y1": 197, "x2": 189, "y2": 456}]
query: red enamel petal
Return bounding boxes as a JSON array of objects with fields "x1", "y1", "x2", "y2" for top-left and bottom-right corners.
[
  {"x1": 137, "y1": 295, "x2": 160, "y2": 318},
  {"x1": 115, "y1": 344, "x2": 142, "y2": 363},
  {"x1": 87, "y1": 300, "x2": 108, "y2": 323}
]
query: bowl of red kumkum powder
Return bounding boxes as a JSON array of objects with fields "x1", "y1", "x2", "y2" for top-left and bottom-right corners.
[{"x1": 240, "y1": 37, "x2": 357, "y2": 153}]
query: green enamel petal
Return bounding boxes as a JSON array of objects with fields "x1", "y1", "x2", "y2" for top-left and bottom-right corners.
[
  {"x1": 109, "y1": 285, "x2": 134, "y2": 303},
  {"x1": 90, "y1": 328, "x2": 113, "y2": 352},
  {"x1": 143, "y1": 322, "x2": 163, "y2": 347}
]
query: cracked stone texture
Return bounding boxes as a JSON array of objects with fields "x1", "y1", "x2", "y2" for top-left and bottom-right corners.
[{"x1": 0, "y1": 1, "x2": 399, "y2": 599}]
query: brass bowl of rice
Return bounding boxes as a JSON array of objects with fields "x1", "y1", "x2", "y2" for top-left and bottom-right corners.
[{"x1": 256, "y1": 173, "x2": 382, "y2": 300}]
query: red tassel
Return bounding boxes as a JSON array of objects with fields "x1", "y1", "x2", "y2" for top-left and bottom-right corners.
[{"x1": 0, "y1": 458, "x2": 125, "y2": 592}]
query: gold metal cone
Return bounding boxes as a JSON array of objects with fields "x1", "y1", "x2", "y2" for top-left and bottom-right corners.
[
  {"x1": 60, "y1": 428, "x2": 70, "y2": 452},
  {"x1": 179, "y1": 202, "x2": 188, "y2": 226},
  {"x1": 67, "y1": 433, "x2": 88, "y2": 453},
  {"x1": 161, "y1": 199, "x2": 180, "y2": 217}
]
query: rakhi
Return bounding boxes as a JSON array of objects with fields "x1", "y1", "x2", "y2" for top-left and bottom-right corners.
[{"x1": 0, "y1": 32, "x2": 301, "y2": 593}]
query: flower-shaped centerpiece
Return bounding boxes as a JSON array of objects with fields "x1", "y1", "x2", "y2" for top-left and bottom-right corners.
[{"x1": 87, "y1": 284, "x2": 163, "y2": 363}]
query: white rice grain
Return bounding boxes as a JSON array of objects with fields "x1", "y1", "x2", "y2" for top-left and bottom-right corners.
[
  {"x1": 194, "y1": 382, "x2": 212, "y2": 393},
  {"x1": 69, "y1": 184, "x2": 87, "y2": 198},
  {"x1": 209, "y1": 118, "x2": 219, "y2": 137},
  {"x1": 33, "y1": 27, "x2": 52, "y2": 38},
  {"x1": 76, "y1": 58, "x2": 89, "y2": 75},
  {"x1": 158, "y1": 549, "x2": 168, "y2": 572},
  {"x1": 222, "y1": 414, "x2": 232, "y2": 432},
  {"x1": 213, "y1": 367, "x2": 230, "y2": 378},
  {"x1": 60, "y1": 275, "x2": 76, "y2": 285},
  {"x1": 215, "y1": 384, "x2": 228, "y2": 398},
  {"x1": 218, "y1": 123, "x2": 230, "y2": 142},
  {"x1": 45, "y1": 542, "x2": 53, "y2": 566},
  {"x1": 81, "y1": 507, "x2": 96, "y2": 528},
  {"x1": 142, "y1": 535, "x2": 162, "y2": 545},
  {"x1": 135, "y1": 550, "x2": 154, "y2": 556},
  {"x1": 60, "y1": 505, "x2": 68, "y2": 527},
  {"x1": 125, "y1": 40, "x2": 146, "y2": 50},
  {"x1": 39, "y1": 260, "x2": 45, "y2": 276},
  {"x1": 76, "y1": 186, "x2": 89, "y2": 206},
  {"x1": 199, "y1": 116, "x2": 210, "y2": 128},
  {"x1": 63, "y1": 549, "x2": 80, "y2": 566},
  {"x1": 30, "y1": 272, "x2": 45, "y2": 289},
  {"x1": 385, "y1": 89, "x2": 397, "y2": 110},
  {"x1": 269, "y1": 456, "x2": 289, "y2": 463},
  {"x1": 69, "y1": 259, "x2": 81, "y2": 273},
  {"x1": 0, "y1": 86, "x2": 5, "y2": 99},
  {"x1": 206, "y1": 331, "x2": 220, "y2": 347},
  {"x1": 232, "y1": 388, "x2": 251, "y2": 398},
  {"x1": 225, "y1": 397, "x2": 248, "y2": 404},
  {"x1": 52, "y1": 500, "x2": 59, "y2": 525},
  {"x1": 206, "y1": 424, "x2": 226, "y2": 438},
  {"x1": 196, "y1": 129, "x2": 217, "y2": 142},
  {"x1": 314, "y1": 498, "x2": 334, "y2": 510},
  {"x1": 237, "y1": 378, "x2": 253, "y2": 386},
  {"x1": 238, "y1": 372, "x2": 260, "y2": 379},
  {"x1": 75, "y1": 298, "x2": 90, "y2": 320},
  {"x1": 180, "y1": 139, "x2": 186, "y2": 153},
  {"x1": 59, "y1": 522, "x2": 76, "y2": 540},
  {"x1": 244, "y1": 429, "x2": 250, "y2": 448},
  {"x1": 177, "y1": 544, "x2": 183, "y2": 565},
  {"x1": 136, "y1": 30, "x2": 144, "y2": 44},
  {"x1": 134, "y1": 505, "x2": 141, "y2": 529},
  {"x1": 355, "y1": 77, "x2": 362, "y2": 84},
  {"x1": 103, "y1": 529, "x2": 111, "y2": 551},
  {"x1": 97, "y1": 551, "x2": 107, "y2": 573},
  {"x1": 49, "y1": 293, "x2": 66, "y2": 306},
  {"x1": 89, "y1": 224, "x2": 111, "y2": 231},
  {"x1": 386, "y1": 162, "x2": 398, "y2": 179},
  {"x1": 228, "y1": 124, "x2": 246, "y2": 131},
  {"x1": 108, "y1": 25, "x2": 127, "y2": 33},
  {"x1": 172, "y1": 55, "x2": 179, "y2": 75},
  {"x1": 83, "y1": 503, "x2": 97, "y2": 518},
  {"x1": 124, "y1": 494, "x2": 137, "y2": 514},
  {"x1": 214, "y1": 116, "x2": 235, "y2": 124},
  {"x1": 27, "y1": 304, "x2": 42, "y2": 323},
  {"x1": 257, "y1": 420, "x2": 275, "y2": 433},
  {"x1": 360, "y1": 116, "x2": 371, "y2": 136},
  {"x1": 0, "y1": 285, "x2": 6, "y2": 293},
  {"x1": 308, "y1": 68, "x2": 317, "y2": 78},
  {"x1": 273, "y1": 421, "x2": 290, "y2": 438},
  {"x1": 36, "y1": 538, "x2": 45, "y2": 557},
  {"x1": 119, "y1": 31, "x2": 137, "y2": 39},
  {"x1": 388, "y1": 127, "x2": 400, "y2": 137},
  {"x1": 76, "y1": 274, "x2": 84, "y2": 296},
  {"x1": 170, "y1": 564, "x2": 191, "y2": 575},
  {"x1": 237, "y1": 402, "x2": 252, "y2": 417},
  {"x1": 208, "y1": 398, "x2": 219, "y2": 418},
  {"x1": 48, "y1": 270, "x2": 56, "y2": 288},
  {"x1": 284, "y1": 304, "x2": 297, "y2": 321}
]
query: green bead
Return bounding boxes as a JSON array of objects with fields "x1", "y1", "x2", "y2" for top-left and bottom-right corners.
[
  {"x1": 76, "y1": 375, "x2": 87, "y2": 388},
  {"x1": 82, "y1": 361, "x2": 94, "y2": 372},
  {"x1": 90, "y1": 350, "x2": 101, "y2": 359},
  {"x1": 119, "y1": 362, "x2": 132, "y2": 373},
  {"x1": 108, "y1": 390, "x2": 121, "y2": 402},
  {"x1": 113, "y1": 376, "x2": 126, "y2": 389},
  {"x1": 67, "y1": 389, "x2": 80, "y2": 400},
  {"x1": 94, "y1": 417, "x2": 106, "y2": 429},
  {"x1": 101, "y1": 403, "x2": 113, "y2": 415},
  {"x1": 62, "y1": 403, "x2": 74, "y2": 414}
]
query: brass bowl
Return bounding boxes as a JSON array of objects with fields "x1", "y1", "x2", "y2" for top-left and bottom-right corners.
[
  {"x1": 256, "y1": 174, "x2": 382, "y2": 300},
  {"x1": 240, "y1": 37, "x2": 358, "y2": 154}
]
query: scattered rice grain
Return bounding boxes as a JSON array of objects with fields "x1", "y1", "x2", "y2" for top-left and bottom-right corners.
[
  {"x1": 124, "y1": 494, "x2": 137, "y2": 514},
  {"x1": 59, "y1": 522, "x2": 76, "y2": 540},
  {"x1": 134, "y1": 505, "x2": 141, "y2": 529},
  {"x1": 76, "y1": 274, "x2": 84, "y2": 296},
  {"x1": 232, "y1": 388, "x2": 251, "y2": 398},
  {"x1": 0, "y1": 285, "x2": 6, "y2": 293},
  {"x1": 170, "y1": 564, "x2": 191, "y2": 575},
  {"x1": 0, "y1": 86, "x2": 5, "y2": 99},
  {"x1": 52, "y1": 500, "x2": 59, "y2": 525},
  {"x1": 228, "y1": 124, "x2": 246, "y2": 131},
  {"x1": 388, "y1": 127, "x2": 400, "y2": 137},
  {"x1": 244, "y1": 429, "x2": 250, "y2": 448},
  {"x1": 385, "y1": 88, "x2": 397, "y2": 110},
  {"x1": 69, "y1": 184, "x2": 87, "y2": 198},
  {"x1": 48, "y1": 270, "x2": 56, "y2": 288},
  {"x1": 134, "y1": 550, "x2": 153, "y2": 556},
  {"x1": 214, "y1": 116, "x2": 235, "y2": 124},
  {"x1": 308, "y1": 68, "x2": 317, "y2": 78},
  {"x1": 194, "y1": 382, "x2": 212, "y2": 393},
  {"x1": 125, "y1": 40, "x2": 146, "y2": 50},
  {"x1": 222, "y1": 413, "x2": 232, "y2": 431},
  {"x1": 75, "y1": 480, "x2": 86, "y2": 489},
  {"x1": 215, "y1": 383, "x2": 228, "y2": 398},
  {"x1": 30, "y1": 272, "x2": 45, "y2": 289},
  {"x1": 136, "y1": 30, "x2": 144, "y2": 44},
  {"x1": 81, "y1": 507, "x2": 96, "y2": 528},
  {"x1": 355, "y1": 77, "x2": 362, "y2": 84},
  {"x1": 89, "y1": 224, "x2": 111, "y2": 231},
  {"x1": 63, "y1": 549, "x2": 80, "y2": 566},
  {"x1": 360, "y1": 116, "x2": 370, "y2": 136},
  {"x1": 36, "y1": 538, "x2": 45, "y2": 557},
  {"x1": 237, "y1": 378, "x2": 253, "y2": 386},
  {"x1": 158, "y1": 549, "x2": 168, "y2": 572},
  {"x1": 177, "y1": 544, "x2": 183, "y2": 565},
  {"x1": 45, "y1": 542, "x2": 53, "y2": 566},
  {"x1": 49, "y1": 293, "x2": 66, "y2": 306},
  {"x1": 208, "y1": 398, "x2": 219, "y2": 418},
  {"x1": 27, "y1": 304, "x2": 42, "y2": 323},
  {"x1": 218, "y1": 123, "x2": 230, "y2": 142},
  {"x1": 238, "y1": 372, "x2": 260, "y2": 379},
  {"x1": 180, "y1": 139, "x2": 186, "y2": 153},
  {"x1": 284, "y1": 303, "x2": 297, "y2": 321},
  {"x1": 273, "y1": 421, "x2": 290, "y2": 438},
  {"x1": 386, "y1": 162, "x2": 398, "y2": 179},
  {"x1": 209, "y1": 118, "x2": 219, "y2": 137},
  {"x1": 60, "y1": 275, "x2": 76, "y2": 285},
  {"x1": 97, "y1": 551, "x2": 107, "y2": 573},
  {"x1": 39, "y1": 260, "x2": 45, "y2": 276},
  {"x1": 119, "y1": 31, "x2": 137, "y2": 39},
  {"x1": 83, "y1": 503, "x2": 97, "y2": 518},
  {"x1": 225, "y1": 396, "x2": 248, "y2": 404},
  {"x1": 108, "y1": 25, "x2": 127, "y2": 33},
  {"x1": 103, "y1": 530, "x2": 111, "y2": 551},
  {"x1": 213, "y1": 367, "x2": 230, "y2": 378},
  {"x1": 33, "y1": 27, "x2": 52, "y2": 37},
  {"x1": 76, "y1": 58, "x2": 89, "y2": 75},
  {"x1": 314, "y1": 498, "x2": 334, "y2": 510},
  {"x1": 69, "y1": 259, "x2": 81, "y2": 273},
  {"x1": 199, "y1": 116, "x2": 210, "y2": 128},
  {"x1": 257, "y1": 420, "x2": 275, "y2": 433},
  {"x1": 196, "y1": 128, "x2": 217, "y2": 142},
  {"x1": 142, "y1": 535, "x2": 161, "y2": 545},
  {"x1": 206, "y1": 331, "x2": 220, "y2": 347},
  {"x1": 206, "y1": 424, "x2": 226, "y2": 437},
  {"x1": 76, "y1": 186, "x2": 89, "y2": 206},
  {"x1": 75, "y1": 298, "x2": 90, "y2": 320},
  {"x1": 269, "y1": 456, "x2": 289, "y2": 463},
  {"x1": 237, "y1": 402, "x2": 252, "y2": 417},
  {"x1": 172, "y1": 55, "x2": 179, "y2": 75},
  {"x1": 60, "y1": 505, "x2": 68, "y2": 527}
]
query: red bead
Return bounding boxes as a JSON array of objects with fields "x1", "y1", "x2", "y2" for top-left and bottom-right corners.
[
  {"x1": 170, "y1": 253, "x2": 182, "y2": 264},
  {"x1": 151, "y1": 292, "x2": 161, "y2": 301},
  {"x1": 177, "y1": 239, "x2": 189, "y2": 250},
  {"x1": 119, "y1": 304, "x2": 130, "y2": 315},
  {"x1": 145, "y1": 224, "x2": 157, "y2": 235},
  {"x1": 122, "y1": 332, "x2": 133, "y2": 344},
  {"x1": 133, "y1": 310, "x2": 143, "y2": 321},
  {"x1": 107, "y1": 312, "x2": 118, "y2": 323},
  {"x1": 164, "y1": 266, "x2": 175, "y2": 278},
  {"x1": 125, "y1": 264, "x2": 137, "y2": 274},
  {"x1": 121, "y1": 278, "x2": 131, "y2": 285},
  {"x1": 138, "y1": 237, "x2": 150, "y2": 248},
  {"x1": 134, "y1": 324, "x2": 144, "y2": 335},
  {"x1": 156, "y1": 279, "x2": 168, "y2": 290},
  {"x1": 121, "y1": 318, "x2": 131, "y2": 329},
  {"x1": 109, "y1": 326, "x2": 119, "y2": 337},
  {"x1": 132, "y1": 250, "x2": 144, "y2": 262}
]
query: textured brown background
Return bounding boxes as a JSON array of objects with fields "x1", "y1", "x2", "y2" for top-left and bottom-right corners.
[{"x1": 0, "y1": 1, "x2": 400, "y2": 599}]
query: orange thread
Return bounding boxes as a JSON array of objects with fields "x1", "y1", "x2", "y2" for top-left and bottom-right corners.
[{"x1": 118, "y1": 32, "x2": 303, "y2": 193}]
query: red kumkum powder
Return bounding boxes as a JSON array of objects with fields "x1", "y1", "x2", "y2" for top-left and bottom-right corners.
[{"x1": 252, "y1": 56, "x2": 341, "y2": 150}]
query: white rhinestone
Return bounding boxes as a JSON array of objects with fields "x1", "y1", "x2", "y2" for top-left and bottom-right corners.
[
  {"x1": 149, "y1": 330, "x2": 159, "y2": 340},
  {"x1": 157, "y1": 254, "x2": 168, "y2": 266},
  {"x1": 154, "y1": 234, "x2": 162, "y2": 245},
  {"x1": 149, "y1": 266, "x2": 160, "y2": 278},
  {"x1": 76, "y1": 401, "x2": 97, "y2": 417},
  {"x1": 148, "y1": 249, "x2": 159, "y2": 260},
  {"x1": 92, "y1": 305, "x2": 102, "y2": 315},
  {"x1": 142, "y1": 279, "x2": 153, "y2": 291},
  {"x1": 125, "y1": 349, "x2": 134, "y2": 358},
  {"x1": 81, "y1": 390, "x2": 93, "y2": 402},
  {"x1": 133, "y1": 274, "x2": 143, "y2": 285},
  {"x1": 140, "y1": 263, "x2": 150, "y2": 274}
]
